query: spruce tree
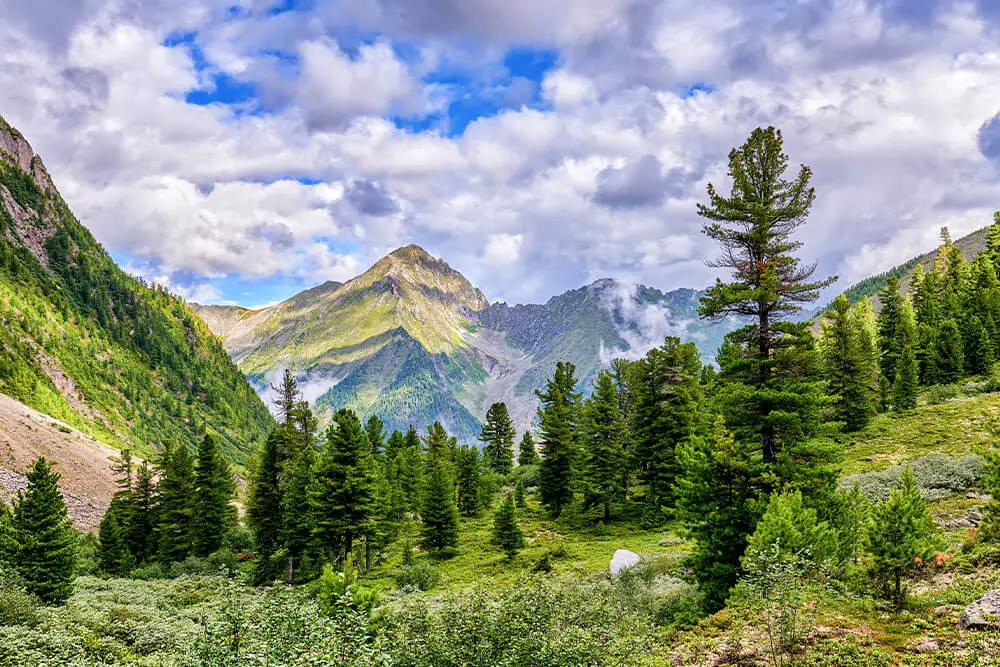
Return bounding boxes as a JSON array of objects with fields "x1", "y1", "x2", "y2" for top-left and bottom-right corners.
[
  {"x1": 156, "y1": 443, "x2": 196, "y2": 562},
  {"x1": 867, "y1": 467, "x2": 941, "y2": 609},
  {"x1": 479, "y1": 402, "x2": 515, "y2": 475},
  {"x1": 632, "y1": 337, "x2": 702, "y2": 511},
  {"x1": 582, "y1": 371, "x2": 626, "y2": 522},
  {"x1": 396, "y1": 439, "x2": 425, "y2": 514},
  {"x1": 365, "y1": 414, "x2": 386, "y2": 459},
  {"x1": 891, "y1": 299, "x2": 920, "y2": 410},
  {"x1": 823, "y1": 295, "x2": 876, "y2": 430},
  {"x1": 247, "y1": 428, "x2": 287, "y2": 571},
  {"x1": 421, "y1": 430, "x2": 460, "y2": 553},
  {"x1": 492, "y1": 494, "x2": 525, "y2": 560},
  {"x1": 98, "y1": 496, "x2": 133, "y2": 575},
  {"x1": 12, "y1": 458, "x2": 78, "y2": 604},
  {"x1": 676, "y1": 417, "x2": 763, "y2": 610},
  {"x1": 385, "y1": 430, "x2": 405, "y2": 460},
  {"x1": 308, "y1": 409, "x2": 376, "y2": 560},
  {"x1": 192, "y1": 435, "x2": 235, "y2": 557},
  {"x1": 743, "y1": 490, "x2": 838, "y2": 570},
  {"x1": 537, "y1": 361, "x2": 580, "y2": 517},
  {"x1": 966, "y1": 315, "x2": 994, "y2": 376},
  {"x1": 697, "y1": 127, "x2": 835, "y2": 463},
  {"x1": 935, "y1": 318, "x2": 965, "y2": 383},
  {"x1": 454, "y1": 444, "x2": 484, "y2": 517},
  {"x1": 877, "y1": 277, "x2": 904, "y2": 388},
  {"x1": 514, "y1": 479, "x2": 526, "y2": 508},
  {"x1": 517, "y1": 431, "x2": 539, "y2": 466},
  {"x1": 281, "y1": 434, "x2": 316, "y2": 581},
  {"x1": 125, "y1": 462, "x2": 156, "y2": 563}
]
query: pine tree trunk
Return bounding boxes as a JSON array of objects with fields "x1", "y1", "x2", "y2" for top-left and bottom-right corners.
[{"x1": 285, "y1": 556, "x2": 294, "y2": 585}]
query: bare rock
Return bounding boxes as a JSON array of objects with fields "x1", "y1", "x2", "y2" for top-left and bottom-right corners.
[
  {"x1": 610, "y1": 549, "x2": 641, "y2": 576},
  {"x1": 959, "y1": 590, "x2": 1000, "y2": 630},
  {"x1": 914, "y1": 640, "x2": 939, "y2": 653}
]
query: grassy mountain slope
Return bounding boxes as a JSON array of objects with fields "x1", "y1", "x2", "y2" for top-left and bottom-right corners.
[{"x1": 0, "y1": 114, "x2": 272, "y2": 463}]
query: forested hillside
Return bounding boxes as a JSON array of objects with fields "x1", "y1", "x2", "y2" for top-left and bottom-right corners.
[{"x1": 0, "y1": 115, "x2": 272, "y2": 463}]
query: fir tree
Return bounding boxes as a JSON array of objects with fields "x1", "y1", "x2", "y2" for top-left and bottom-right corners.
[
  {"x1": 479, "y1": 402, "x2": 515, "y2": 475},
  {"x1": 423, "y1": 421, "x2": 455, "y2": 463},
  {"x1": 156, "y1": 443, "x2": 196, "y2": 562},
  {"x1": 281, "y1": 434, "x2": 316, "y2": 581},
  {"x1": 125, "y1": 462, "x2": 156, "y2": 563},
  {"x1": 98, "y1": 496, "x2": 133, "y2": 575},
  {"x1": 514, "y1": 479, "x2": 526, "y2": 508},
  {"x1": 247, "y1": 428, "x2": 287, "y2": 571},
  {"x1": 676, "y1": 417, "x2": 763, "y2": 610},
  {"x1": 191, "y1": 435, "x2": 235, "y2": 557},
  {"x1": 935, "y1": 318, "x2": 965, "y2": 383},
  {"x1": 12, "y1": 458, "x2": 78, "y2": 604},
  {"x1": 537, "y1": 361, "x2": 580, "y2": 517},
  {"x1": 697, "y1": 127, "x2": 835, "y2": 463},
  {"x1": 966, "y1": 315, "x2": 995, "y2": 376},
  {"x1": 823, "y1": 295, "x2": 876, "y2": 430},
  {"x1": 582, "y1": 371, "x2": 626, "y2": 522},
  {"x1": 384, "y1": 430, "x2": 405, "y2": 460},
  {"x1": 368, "y1": 462, "x2": 400, "y2": 571},
  {"x1": 517, "y1": 431, "x2": 539, "y2": 466},
  {"x1": 396, "y1": 440, "x2": 425, "y2": 514},
  {"x1": 271, "y1": 369, "x2": 300, "y2": 425},
  {"x1": 454, "y1": 445, "x2": 484, "y2": 517},
  {"x1": 492, "y1": 494, "x2": 525, "y2": 560},
  {"x1": 877, "y1": 277, "x2": 904, "y2": 388},
  {"x1": 891, "y1": 299, "x2": 920, "y2": 410},
  {"x1": 867, "y1": 467, "x2": 941, "y2": 609},
  {"x1": 308, "y1": 409, "x2": 376, "y2": 560},
  {"x1": 632, "y1": 337, "x2": 703, "y2": 511},
  {"x1": 421, "y1": 433, "x2": 460, "y2": 554},
  {"x1": 743, "y1": 490, "x2": 838, "y2": 571},
  {"x1": 365, "y1": 414, "x2": 386, "y2": 459}
]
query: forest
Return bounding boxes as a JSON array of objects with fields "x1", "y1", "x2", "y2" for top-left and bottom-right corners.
[{"x1": 4, "y1": 127, "x2": 1000, "y2": 665}]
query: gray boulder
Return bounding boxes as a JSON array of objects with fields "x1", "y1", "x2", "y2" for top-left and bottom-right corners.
[
  {"x1": 959, "y1": 590, "x2": 1000, "y2": 630},
  {"x1": 610, "y1": 549, "x2": 641, "y2": 576}
]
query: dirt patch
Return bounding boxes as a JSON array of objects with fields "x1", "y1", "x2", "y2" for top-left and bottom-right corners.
[{"x1": 0, "y1": 392, "x2": 124, "y2": 529}]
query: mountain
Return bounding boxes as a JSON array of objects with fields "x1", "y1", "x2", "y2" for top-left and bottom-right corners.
[
  {"x1": 0, "y1": 114, "x2": 273, "y2": 468},
  {"x1": 194, "y1": 249, "x2": 738, "y2": 440}
]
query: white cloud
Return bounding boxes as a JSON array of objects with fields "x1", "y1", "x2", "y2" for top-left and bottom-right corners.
[{"x1": 482, "y1": 233, "x2": 523, "y2": 266}]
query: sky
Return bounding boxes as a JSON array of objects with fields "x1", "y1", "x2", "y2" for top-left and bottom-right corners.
[{"x1": 2, "y1": 0, "x2": 1000, "y2": 307}]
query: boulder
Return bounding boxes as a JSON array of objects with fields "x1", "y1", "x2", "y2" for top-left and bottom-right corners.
[
  {"x1": 610, "y1": 549, "x2": 641, "y2": 576},
  {"x1": 959, "y1": 590, "x2": 1000, "y2": 630}
]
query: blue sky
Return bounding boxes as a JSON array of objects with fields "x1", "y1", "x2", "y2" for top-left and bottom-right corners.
[{"x1": 4, "y1": 0, "x2": 1000, "y2": 306}]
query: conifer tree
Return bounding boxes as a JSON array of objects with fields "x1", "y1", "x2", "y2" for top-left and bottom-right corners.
[
  {"x1": 12, "y1": 458, "x2": 78, "y2": 604},
  {"x1": 986, "y1": 211, "x2": 1000, "y2": 267},
  {"x1": 582, "y1": 371, "x2": 626, "y2": 522},
  {"x1": 385, "y1": 430, "x2": 405, "y2": 460},
  {"x1": 192, "y1": 435, "x2": 235, "y2": 557},
  {"x1": 517, "y1": 431, "x2": 538, "y2": 466},
  {"x1": 109, "y1": 447, "x2": 134, "y2": 493},
  {"x1": 98, "y1": 496, "x2": 132, "y2": 575},
  {"x1": 514, "y1": 479, "x2": 526, "y2": 508},
  {"x1": 0, "y1": 497, "x2": 17, "y2": 568},
  {"x1": 404, "y1": 425, "x2": 422, "y2": 452},
  {"x1": 877, "y1": 276, "x2": 904, "y2": 392},
  {"x1": 396, "y1": 440, "x2": 425, "y2": 514},
  {"x1": 537, "y1": 361, "x2": 580, "y2": 517},
  {"x1": 125, "y1": 462, "x2": 156, "y2": 563},
  {"x1": 492, "y1": 494, "x2": 525, "y2": 560},
  {"x1": 823, "y1": 295, "x2": 876, "y2": 430},
  {"x1": 676, "y1": 417, "x2": 763, "y2": 610},
  {"x1": 454, "y1": 444, "x2": 484, "y2": 517},
  {"x1": 156, "y1": 443, "x2": 196, "y2": 562},
  {"x1": 743, "y1": 490, "x2": 838, "y2": 570},
  {"x1": 368, "y1": 462, "x2": 400, "y2": 570},
  {"x1": 891, "y1": 299, "x2": 920, "y2": 410},
  {"x1": 271, "y1": 369, "x2": 300, "y2": 425},
  {"x1": 247, "y1": 428, "x2": 287, "y2": 572},
  {"x1": 281, "y1": 434, "x2": 316, "y2": 581},
  {"x1": 423, "y1": 421, "x2": 455, "y2": 463},
  {"x1": 308, "y1": 409, "x2": 376, "y2": 560},
  {"x1": 633, "y1": 337, "x2": 703, "y2": 511},
  {"x1": 365, "y1": 414, "x2": 386, "y2": 459},
  {"x1": 697, "y1": 127, "x2": 835, "y2": 463},
  {"x1": 480, "y1": 402, "x2": 515, "y2": 475},
  {"x1": 867, "y1": 467, "x2": 941, "y2": 609},
  {"x1": 935, "y1": 318, "x2": 965, "y2": 383},
  {"x1": 421, "y1": 426, "x2": 460, "y2": 553},
  {"x1": 966, "y1": 315, "x2": 995, "y2": 376}
]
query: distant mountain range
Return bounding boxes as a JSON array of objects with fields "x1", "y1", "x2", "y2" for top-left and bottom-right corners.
[{"x1": 194, "y1": 245, "x2": 741, "y2": 440}]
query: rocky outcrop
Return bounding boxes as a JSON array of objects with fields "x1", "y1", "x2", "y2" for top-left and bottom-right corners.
[
  {"x1": 610, "y1": 549, "x2": 641, "y2": 576},
  {"x1": 959, "y1": 590, "x2": 1000, "y2": 630}
]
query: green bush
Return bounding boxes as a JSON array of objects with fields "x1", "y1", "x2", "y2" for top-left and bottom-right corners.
[
  {"x1": 223, "y1": 525, "x2": 255, "y2": 554},
  {"x1": 0, "y1": 569, "x2": 37, "y2": 627},
  {"x1": 393, "y1": 561, "x2": 441, "y2": 592},
  {"x1": 840, "y1": 453, "x2": 984, "y2": 502},
  {"x1": 924, "y1": 383, "x2": 962, "y2": 405}
]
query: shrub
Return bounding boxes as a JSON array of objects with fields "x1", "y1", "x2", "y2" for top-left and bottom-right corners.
[
  {"x1": 223, "y1": 525, "x2": 255, "y2": 554},
  {"x1": 924, "y1": 383, "x2": 962, "y2": 405},
  {"x1": 206, "y1": 548, "x2": 238, "y2": 574},
  {"x1": 840, "y1": 454, "x2": 984, "y2": 502},
  {"x1": 393, "y1": 561, "x2": 441, "y2": 592},
  {"x1": 130, "y1": 562, "x2": 167, "y2": 580},
  {"x1": 0, "y1": 569, "x2": 37, "y2": 627}
]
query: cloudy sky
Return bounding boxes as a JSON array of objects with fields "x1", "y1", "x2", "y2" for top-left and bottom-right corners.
[{"x1": 2, "y1": 0, "x2": 1000, "y2": 306}]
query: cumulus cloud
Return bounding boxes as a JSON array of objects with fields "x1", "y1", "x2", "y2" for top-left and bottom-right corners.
[{"x1": 593, "y1": 155, "x2": 670, "y2": 209}]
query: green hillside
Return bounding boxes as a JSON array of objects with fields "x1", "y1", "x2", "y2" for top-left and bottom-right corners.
[{"x1": 0, "y1": 115, "x2": 272, "y2": 462}]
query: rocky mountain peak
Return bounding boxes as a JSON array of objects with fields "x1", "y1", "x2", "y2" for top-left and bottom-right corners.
[{"x1": 0, "y1": 115, "x2": 54, "y2": 194}]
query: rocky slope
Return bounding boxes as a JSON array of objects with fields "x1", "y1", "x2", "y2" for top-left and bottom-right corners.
[
  {"x1": 195, "y1": 249, "x2": 737, "y2": 440},
  {"x1": 0, "y1": 114, "x2": 273, "y2": 468}
]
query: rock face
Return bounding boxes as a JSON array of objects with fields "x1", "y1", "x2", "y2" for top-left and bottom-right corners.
[
  {"x1": 959, "y1": 590, "x2": 1000, "y2": 630},
  {"x1": 610, "y1": 549, "x2": 642, "y2": 576}
]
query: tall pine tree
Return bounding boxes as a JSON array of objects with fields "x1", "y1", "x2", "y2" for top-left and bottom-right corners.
[
  {"x1": 480, "y1": 402, "x2": 516, "y2": 475},
  {"x1": 822, "y1": 295, "x2": 876, "y2": 430},
  {"x1": 582, "y1": 371, "x2": 626, "y2": 522},
  {"x1": 191, "y1": 435, "x2": 236, "y2": 557},
  {"x1": 517, "y1": 431, "x2": 538, "y2": 466},
  {"x1": 697, "y1": 126, "x2": 835, "y2": 463},
  {"x1": 891, "y1": 298, "x2": 920, "y2": 410},
  {"x1": 156, "y1": 443, "x2": 196, "y2": 562},
  {"x1": 421, "y1": 422, "x2": 460, "y2": 553}
]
